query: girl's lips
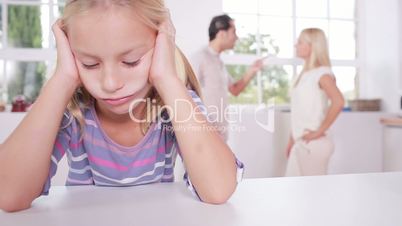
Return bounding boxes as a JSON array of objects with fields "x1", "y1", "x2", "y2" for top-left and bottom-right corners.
[{"x1": 103, "y1": 94, "x2": 134, "y2": 106}]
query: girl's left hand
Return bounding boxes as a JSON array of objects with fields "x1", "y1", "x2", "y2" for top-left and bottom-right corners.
[
  {"x1": 302, "y1": 130, "x2": 324, "y2": 143},
  {"x1": 149, "y1": 10, "x2": 178, "y2": 86}
]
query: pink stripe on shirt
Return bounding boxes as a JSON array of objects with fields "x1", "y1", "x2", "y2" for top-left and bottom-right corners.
[
  {"x1": 88, "y1": 154, "x2": 129, "y2": 171},
  {"x1": 131, "y1": 155, "x2": 156, "y2": 167},
  {"x1": 88, "y1": 154, "x2": 163, "y2": 171},
  {"x1": 55, "y1": 141, "x2": 66, "y2": 156}
]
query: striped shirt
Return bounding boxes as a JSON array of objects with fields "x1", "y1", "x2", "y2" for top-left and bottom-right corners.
[{"x1": 42, "y1": 90, "x2": 244, "y2": 199}]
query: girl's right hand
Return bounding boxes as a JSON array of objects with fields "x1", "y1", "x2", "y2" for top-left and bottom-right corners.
[{"x1": 52, "y1": 20, "x2": 81, "y2": 88}]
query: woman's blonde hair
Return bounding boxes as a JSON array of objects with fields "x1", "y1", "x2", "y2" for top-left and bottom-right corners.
[
  {"x1": 299, "y1": 28, "x2": 331, "y2": 73},
  {"x1": 61, "y1": 0, "x2": 201, "y2": 136}
]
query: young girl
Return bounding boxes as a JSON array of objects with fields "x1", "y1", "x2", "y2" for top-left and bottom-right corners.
[
  {"x1": 0, "y1": 0, "x2": 243, "y2": 212},
  {"x1": 285, "y1": 28, "x2": 345, "y2": 176}
]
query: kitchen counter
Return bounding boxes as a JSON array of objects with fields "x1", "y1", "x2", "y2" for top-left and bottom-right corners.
[
  {"x1": 381, "y1": 117, "x2": 402, "y2": 171},
  {"x1": 380, "y1": 117, "x2": 402, "y2": 126}
]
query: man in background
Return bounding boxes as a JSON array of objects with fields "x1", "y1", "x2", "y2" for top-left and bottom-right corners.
[{"x1": 191, "y1": 14, "x2": 264, "y2": 141}]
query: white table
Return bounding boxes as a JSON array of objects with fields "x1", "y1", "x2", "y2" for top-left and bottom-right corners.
[{"x1": 1, "y1": 172, "x2": 402, "y2": 226}]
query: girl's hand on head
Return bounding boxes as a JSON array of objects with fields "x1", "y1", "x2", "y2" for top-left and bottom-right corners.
[
  {"x1": 52, "y1": 19, "x2": 81, "y2": 88},
  {"x1": 149, "y1": 10, "x2": 178, "y2": 86}
]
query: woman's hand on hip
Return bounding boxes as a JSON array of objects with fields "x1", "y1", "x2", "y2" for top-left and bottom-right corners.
[
  {"x1": 285, "y1": 141, "x2": 293, "y2": 158},
  {"x1": 302, "y1": 130, "x2": 324, "y2": 143},
  {"x1": 285, "y1": 135, "x2": 295, "y2": 158},
  {"x1": 52, "y1": 19, "x2": 81, "y2": 89}
]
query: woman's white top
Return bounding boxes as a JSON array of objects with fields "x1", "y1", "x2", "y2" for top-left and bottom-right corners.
[{"x1": 290, "y1": 66, "x2": 334, "y2": 140}]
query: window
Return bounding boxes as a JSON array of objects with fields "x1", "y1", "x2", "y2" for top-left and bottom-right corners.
[
  {"x1": 223, "y1": 0, "x2": 357, "y2": 105},
  {"x1": 0, "y1": 0, "x2": 64, "y2": 104}
]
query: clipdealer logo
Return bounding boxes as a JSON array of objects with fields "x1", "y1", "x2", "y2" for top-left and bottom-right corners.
[{"x1": 128, "y1": 97, "x2": 276, "y2": 133}]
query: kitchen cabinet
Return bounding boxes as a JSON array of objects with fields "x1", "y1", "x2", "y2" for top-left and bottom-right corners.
[{"x1": 382, "y1": 117, "x2": 402, "y2": 171}]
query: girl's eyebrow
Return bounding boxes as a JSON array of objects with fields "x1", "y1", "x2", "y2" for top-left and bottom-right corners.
[
  {"x1": 74, "y1": 45, "x2": 149, "y2": 59},
  {"x1": 117, "y1": 45, "x2": 151, "y2": 57},
  {"x1": 74, "y1": 50, "x2": 100, "y2": 59}
]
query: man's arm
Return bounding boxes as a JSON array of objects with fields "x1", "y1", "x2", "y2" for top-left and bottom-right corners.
[{"x1": 228, "y1": 59, "x2": 264, "y2": 96}]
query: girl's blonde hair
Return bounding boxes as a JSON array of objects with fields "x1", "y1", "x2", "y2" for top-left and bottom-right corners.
[
  {"x1": 61, "y1": 0, "x2": 201, "y2": 136},
  {"x1": 299, "y1": 28, "x2": 331, "y2": 73}
]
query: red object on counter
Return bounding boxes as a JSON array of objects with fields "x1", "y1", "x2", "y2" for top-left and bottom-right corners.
[{"x1": 11, "y1": 95, "x2": 29, "y2": 112}]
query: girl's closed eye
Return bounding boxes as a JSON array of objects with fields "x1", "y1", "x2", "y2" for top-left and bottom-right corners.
[
  {"x1": 82, "y1": 62, "x2": 99, "y2": 69},
  {"x1": 123, "y1": 59, "x2": 141, "y2": 67},
  {"x1": 81, "y1": 60, "x2": 141, "y2": 70}
]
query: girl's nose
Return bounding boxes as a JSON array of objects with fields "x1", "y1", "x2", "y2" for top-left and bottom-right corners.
[{"x1": 101, "y1": 66, "x2": 124, "y2": 93}]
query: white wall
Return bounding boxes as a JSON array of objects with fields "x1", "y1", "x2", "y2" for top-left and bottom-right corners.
[
  {"x1": 359, "y1": 0, "x2": 401, "y2": 112},
  {"x1": 0, "y1": 113, "x2": 70, "y2": 185},
  {"x1": 165, "y1": 0, "x2": 223, "y2": 57},
  {"x1": 0, "y1": 113, "x2": 25, "y2": 142},
  {"x1": 226, "y1": 106, "x2": 282, "y2": 178}
]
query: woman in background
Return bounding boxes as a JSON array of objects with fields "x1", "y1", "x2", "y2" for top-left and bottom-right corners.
[{"x1": 285, "y1": 28, "x2": 345, "y2": 176}]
